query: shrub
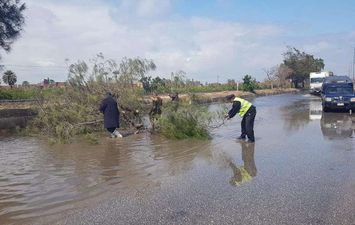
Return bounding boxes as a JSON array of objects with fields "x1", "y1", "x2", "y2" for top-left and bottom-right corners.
[
  {"x1": 242, "y1": 75, "x2": 259, "y2": 92},
  {"x1": 156, "y1": 102, "x2": 220, "y2": 140},
  {"x1": 0, "y1": 88, "x2": 37, "y2": 100}
]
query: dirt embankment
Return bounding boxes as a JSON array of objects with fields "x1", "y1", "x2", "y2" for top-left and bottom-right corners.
[{"x1": 0, "y1": 109, "x2": 37, "y2": 130}]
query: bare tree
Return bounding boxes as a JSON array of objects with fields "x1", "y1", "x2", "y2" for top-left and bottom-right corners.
[
  {"x1": 275, "y1": 64, "x2": 293, "y2": 88},
  {"x1": 263, "y1": 67, "x2": 277, "y2": 89}
]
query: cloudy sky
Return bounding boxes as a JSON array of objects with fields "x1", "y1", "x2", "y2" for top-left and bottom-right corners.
[{"x1": 2, "y1": 0, "x2": 355, "y2": 83}]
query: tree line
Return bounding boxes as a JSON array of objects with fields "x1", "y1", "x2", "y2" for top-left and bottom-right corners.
[{"x1": 264, "y1": 46, "x2": 325, "y2": 89}]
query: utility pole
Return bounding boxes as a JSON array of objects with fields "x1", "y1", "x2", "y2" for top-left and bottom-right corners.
[
  {"x1": 217, "y1": 75, "x2": 219, "y2": 84},
  {"x1": 348, "y1": 63, "x2": 352, "y2": 78},
  {"x1": 353, "y1": 47, "x2": 355, "y2": 81}
]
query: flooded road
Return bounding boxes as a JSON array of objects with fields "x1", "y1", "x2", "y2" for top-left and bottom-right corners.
[{"x1": 0, "y1": 93, "x2": 354, "y2": 225}]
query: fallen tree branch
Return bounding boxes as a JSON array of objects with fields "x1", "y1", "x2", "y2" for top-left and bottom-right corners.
[{"x1": 208, "y1": 119, "x2": 227, "y2": 129}]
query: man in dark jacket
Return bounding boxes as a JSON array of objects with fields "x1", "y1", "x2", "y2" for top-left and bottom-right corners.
[
  {"x1": 149, "y1": 93, "x2": 163, "y2": 130},
  {"x1": 149, "y1": 93, "x2": 163, "y2": 117},
  {"x1": 99, "y1": 92, "x2": 122, "y2": 138},
  {"x1": 225, "y1": 94, "x2": 256, "y2": 142}
]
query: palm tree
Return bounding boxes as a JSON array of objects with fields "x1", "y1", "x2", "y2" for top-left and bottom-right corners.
[{"x1": 3, "y1": 70, "x2": 17, "y2": 88}]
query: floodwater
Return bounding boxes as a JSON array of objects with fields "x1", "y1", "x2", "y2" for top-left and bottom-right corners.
[{"x1": 0, "y1": 94, "x2": 354, "y2": 225}]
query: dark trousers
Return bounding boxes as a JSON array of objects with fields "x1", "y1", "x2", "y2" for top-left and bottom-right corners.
[
  {"x1": 107, "y1": 127, "x2": 116, "y2": 133},
  {"x1": 241, "y1": 106, "x2": 256, "y2": 141}
]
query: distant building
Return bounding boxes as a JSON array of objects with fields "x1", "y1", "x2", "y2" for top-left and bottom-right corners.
[
  {"x1": 55, "y1": 82, "x2": 66, "y2": 88},
  {"x1": 40, "y1": 78, "x2": 66, "y2": 89}
]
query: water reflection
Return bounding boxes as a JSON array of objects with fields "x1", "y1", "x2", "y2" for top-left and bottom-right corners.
[
  {"x1": 228, "y1": 142, "x2": 257, "y2": 186},
  {"x1": 309, "y1": 99, "x2": 322, "y2": 120},
  {"x1": 281, "y1": 99, "x2": 311, "y2": 131},
  {"x1": 0, "y1": 134, "x2": 213, "y2": 223},
  {"x1": 147, "y1": 135, "x2": 212, "y2": 177},
  {"x1": 282, "y1": 96, "x2": 354, "y2": 140},
  {"x1": 320, "y1": 113, "x2": 354, "y2": 140}
]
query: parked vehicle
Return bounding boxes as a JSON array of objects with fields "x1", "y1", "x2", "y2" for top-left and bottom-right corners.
[
  {"x1": 321, "y1": 76, "x2": 355, "y2": 112},
  {"x1": 310, "y1": 71, "x2": 330, "y2": 95}
]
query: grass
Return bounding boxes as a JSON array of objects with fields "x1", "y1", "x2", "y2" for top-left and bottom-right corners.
[{"x1": 0, "y1": 88, "x2": 63, "y2": 100}]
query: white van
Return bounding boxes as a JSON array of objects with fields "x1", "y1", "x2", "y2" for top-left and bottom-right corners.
[{"x1": 310, "y1": 71, "x2": 330, "y2": 94}]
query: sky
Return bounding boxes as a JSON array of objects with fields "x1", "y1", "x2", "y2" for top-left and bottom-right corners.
[{"x1": 2, "y1": 0, "x2": 355, "y2": 83}]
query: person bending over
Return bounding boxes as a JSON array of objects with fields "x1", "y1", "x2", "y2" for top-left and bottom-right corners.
[{"x1": 225, "y1": 94, "x2": 256, "y2": 143}]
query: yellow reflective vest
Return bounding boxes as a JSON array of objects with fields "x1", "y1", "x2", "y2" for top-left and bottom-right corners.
[{"x1": 234, "y1": 97, "x2": 252, "y2": 117}]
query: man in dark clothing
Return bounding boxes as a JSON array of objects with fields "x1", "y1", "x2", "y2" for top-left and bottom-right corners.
[
  {"x1": 149, "y1": 93, "x2": 163, "y2": 130},
  {"x1": 149, "y1": 93, "x2": 163, "y2": 117},
  {"x1": 169, "y1": 92, "x2": 179, "y2": 102},
  {"x1": 225, "y1": 94, "x2": 256, "y2": 142},
  {"x1": 99, "y1": 92, "x2": 122, "y2": 138}
]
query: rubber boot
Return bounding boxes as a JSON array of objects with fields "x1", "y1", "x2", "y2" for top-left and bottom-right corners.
[{"x1": 113, "y1": 129, "x2": 123, "y2": 138}]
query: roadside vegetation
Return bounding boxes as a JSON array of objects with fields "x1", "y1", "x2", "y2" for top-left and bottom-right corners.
[
  {"x1": 0, "y1": 1, "x2": 327, "y2": 144},
  {"x1": 1, "y1": 45, "x2": 325, "y2": 144},
  {"x1": 156, "y1": 102, "x2": 225, "y2": 140},
  {"x1": 139, "y1": 70, "x2": 263, "y2": 94},
  {"x1": 262, "y1": 46, "x2": 325, "y2": 89},
  {"x1": 28, "y1": 54, "x2": 151, "y2": 143},
  {"x1": 26, "y1": 54, "x2": 225, "y2": 143},
  {"x1": 0, "y1": 88, "x2": 62, "y2": 100}
]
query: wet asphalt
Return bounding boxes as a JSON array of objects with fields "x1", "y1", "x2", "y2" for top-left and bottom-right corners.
[{"x1": 1, "y1": 93, "x2": 354, "y2": 225}]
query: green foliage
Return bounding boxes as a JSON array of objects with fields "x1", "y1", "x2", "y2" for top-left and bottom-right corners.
[
  {"x1": 116, "y1": 57, "x2": 156, "y2": 86},
  {"x1": 2, "y1": 70, "x2": 17, "y2": 87},
  {"x1": 242, "y1": 75, "x2": 258, "y2": 92},
  {"x1": 139, "y1": 76, "x2": 244, "y2": 94},
  {"x1": 140, "y1": 76, "x2": 152, "y2": 93},
  {"x1": 0, "y1": 0, "x2": 26, "y2": 59},
  {"x1": 151, "y1": 76, "x2": 168, "y2": 92},
  {"x1": 0, "y1": 88, "x2": 35, "y2": 100},
  {"x1": 29, "y1": 87, "x2": 105, "y2": 143},
  {"x1": 156, "y1": 102, "x2": 213, "y2": 140},
  {"x1": 0, "y1": 88, "x2": 60, "y2": 100},
  {"x1": 30, "y1": 54, "x2": 154, "y2": 143},
  {"x1": 283, "y1": 46, "x2": 325, "y2": 88}
]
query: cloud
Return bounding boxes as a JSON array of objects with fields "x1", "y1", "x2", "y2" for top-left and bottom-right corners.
[
  {"x1": 303, "y1": 41, "x2": 332, "y2": 53},
  {"x1": 2, "y1": 0, "x2": 354, "y2": 83},
  {"x1": 110, "y1": 0, "x2": 173, "y2": 23}
]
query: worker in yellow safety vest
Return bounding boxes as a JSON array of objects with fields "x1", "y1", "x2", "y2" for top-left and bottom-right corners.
[{"x1": 225, "y1": 94, "x2": 257, "y2": 143}]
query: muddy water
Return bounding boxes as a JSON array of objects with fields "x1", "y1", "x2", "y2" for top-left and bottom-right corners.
[{"x1": 0, "y1": 94, "x2": 354, "y2": 225}]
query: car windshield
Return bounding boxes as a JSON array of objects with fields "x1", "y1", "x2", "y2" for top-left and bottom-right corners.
[
  {"x1": 311, "y1": 77, "x2": 324, "y2": 83},
  {"x1": 326, "y1": 87, "x2": 354, "y2": 95}
]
